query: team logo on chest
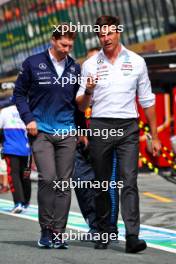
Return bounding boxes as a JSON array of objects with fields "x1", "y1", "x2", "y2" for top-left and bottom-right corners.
[
  {"x1": 39, "y1": 63, "x2": 47, "y2": 70},
  {"x1": 97, "y1": 58, "x2": 104, "y2": 64},
  {"x1": 70, "y1": 66, "x2": 75, "y2": 73}
]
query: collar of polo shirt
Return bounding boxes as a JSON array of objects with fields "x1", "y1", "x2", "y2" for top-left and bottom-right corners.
[
  {"x1": 48, "y1": 48, "x2": 66, "y2": 78},
  {"x1": 99, "y1": 44, "x2": 128, "y2": 62},
  {"x1": 49, "y1": 48, "x2": 66, "y2": 65}
]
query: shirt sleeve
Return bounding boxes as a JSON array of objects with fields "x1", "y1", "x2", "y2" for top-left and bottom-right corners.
[
  {"x1": 13, "y1": 59, "x2": 35, "y2": 125},
  {"x1": 76, "y1": 61, "x2": 88, "y2": 98},
  {"x1": 73, "y1": 63, "x2": 81, "y2": 96},
  {"x1": 74, "y1": 64, "x2": 87, "y2": 129},
  {"x1": 137, "y1": 59, "x2": 155, "y2": 108},
  {"x1": 0, "y1": 110, "x2": 4, "y2": 128}
]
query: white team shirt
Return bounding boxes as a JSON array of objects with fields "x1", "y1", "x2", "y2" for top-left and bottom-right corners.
[
  {"x1": 0, "y1": 105, "x2": 30, "y2": 156},
  {"x1": 0, "y1": 105, "x2": 26, "y2": 130},
  {"x1": 76, "y1": 44, "x2": 155, "y2": 118}
]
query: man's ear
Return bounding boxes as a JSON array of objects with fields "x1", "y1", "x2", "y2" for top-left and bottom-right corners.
[
  {"x1": 50, "y1": 39, "x2": 54, "y2": 46},
  {"x1": 51, "y1": 37, "x2": 55, "y2": 47},
  {"x1": 117, "y1": 32, "x2": 121, "y2": 41}
]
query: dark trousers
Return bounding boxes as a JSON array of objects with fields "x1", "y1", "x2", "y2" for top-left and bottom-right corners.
[
  {"x1": 74, "y1": 147, "x2": 97, "y2": 230},
  {"x1": 74, "y1": 147, "x2": 119, "y2": 233},
  {"x1": 89, "y1": 118, "x2": 140, "y2": 237},
  {"x1": 31, "y1": 132, "x2": 76, "y2": 233},
  {"x1": 4, "y1": 154, "x2": 31, "y2": 205}
]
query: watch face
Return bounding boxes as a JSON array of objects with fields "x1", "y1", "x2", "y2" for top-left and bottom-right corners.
[{"x1": 85, "y1": 89, "x2": 92, "y2": 95}]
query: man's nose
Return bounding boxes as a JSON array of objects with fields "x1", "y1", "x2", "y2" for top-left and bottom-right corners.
[
  {"x1": 64, "y1": 46, "x2": 70, "y2": 53},
  {"x1": 104, "y1": 35, "x2": 109, "y2": 41}
]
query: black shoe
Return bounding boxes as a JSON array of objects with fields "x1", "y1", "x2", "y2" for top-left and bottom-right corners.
[
  {"x1": 108, "y1": 226, "x2": 119, "y2": 243},
  {"x1": 52, "y1": 231, "x2": 69, "y2": 249},
  {"x1": 126, "y1": 235, "x2": 147, "y2": 253},
  {"x1": 94, "y1": 232, "x2": 110, "y2": 249},
  {"x1": 94, "y1": 240, "x2": 109, "y2": 249},
  {"x1": 109, "y1": 232, "x2": 119, "y2": 243},
  {"x1": 82, "y1": 228, "x2": 97, "y2": 242}
]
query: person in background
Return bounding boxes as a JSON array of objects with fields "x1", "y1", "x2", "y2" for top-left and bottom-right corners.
[
  {"x1": 0, "y1": 97, "x2": 13, "y2": 194},
  {"x1": 0, "y1": 157, "x2": 9, "y2": 194},
  {"x1": 0, "y1": 156, "x2": 9, "y2": 194},
  {"x1": 0, "y1": 104, "x2": 31, "y2": 213}
]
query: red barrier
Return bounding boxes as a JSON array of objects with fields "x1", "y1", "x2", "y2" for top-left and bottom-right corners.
[
  {"x1": 173, "y1": 87, "x2": 176, "y2": 135},
  {"x1": 138, "y1": 93, "x2": 172, "y2": 167}
]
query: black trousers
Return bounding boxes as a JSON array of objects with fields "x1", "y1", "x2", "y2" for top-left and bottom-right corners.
[
  {"x1": 74, "y1": 146, "x2": 119, "y2": 233},
  {"x1": 4, "y1": 154, "x2": 31, "y2": 205},
  {"x1": 89, "y1": 118, "x2": 140, "y2": 237},
  {"x1": 73, "y1": 147, "x2": 97, "y2": 230},
  {"x1": 31, "y1": 132, "x2": 76, "y2": 233}
]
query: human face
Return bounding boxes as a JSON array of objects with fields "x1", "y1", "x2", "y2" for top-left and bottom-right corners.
[
  {"x1": 51, "y1": 36, "x2": 74, "y2": 60},
  {"x1": 98, "y1": 26, "x2": 120, "y2": 54}
]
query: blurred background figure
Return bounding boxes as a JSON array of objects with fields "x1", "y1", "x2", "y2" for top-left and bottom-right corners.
[
  {"x1": 86, "y1": 47, "x2": 101, "y2": 59},
  {"x1": 0, "y1": 152, "x2": 9, "y2": 193},
  {"x1": 73, "y1": 47, "x2": 119, "y2": 240},
  {"x1": 73, "y1": 47, "x2": 99, "y2": 238},
  {"x1": 0, "y1": 96, "x2": 11, "y2": 194},
  {"x1": 0, "y1": 103, "x2": 31, "y2": 213}
]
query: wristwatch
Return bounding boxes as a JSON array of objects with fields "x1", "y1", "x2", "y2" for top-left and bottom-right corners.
[{"x1": 84, "y1": 89, "x2": 93, "y2": 96}]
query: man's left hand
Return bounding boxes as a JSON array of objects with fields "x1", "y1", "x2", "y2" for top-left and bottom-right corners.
[
  {"x1": 77, "y1": 136, "x2": 89, "y2": 147},
  {"x1": 152, "y1": 138, "x2": 161, "y2": 157}
]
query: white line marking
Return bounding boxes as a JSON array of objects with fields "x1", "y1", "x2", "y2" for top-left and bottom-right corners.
[{"x1": 0, "y1": 198, "x2": 176, "y2": 253}]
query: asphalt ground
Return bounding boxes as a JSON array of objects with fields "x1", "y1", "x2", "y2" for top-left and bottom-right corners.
[
  {"x1": 0, "y1": 172, "x2": 176, "y2": 264},
  {"x1": 0, "y1": 214, "x2": 176, "y2": 264}
]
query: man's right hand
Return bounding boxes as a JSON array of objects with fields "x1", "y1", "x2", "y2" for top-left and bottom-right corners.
[
  {"x1": 86, "y1": 75, "x2": 98, "y2": 91},
  {"x1": 26, "y1": 121, "x2": 38, "y2": 136}
]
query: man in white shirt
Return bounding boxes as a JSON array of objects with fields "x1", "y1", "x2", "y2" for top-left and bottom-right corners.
[{"x1": 76, "y1": 15, "x2": 161, "y2": 252}]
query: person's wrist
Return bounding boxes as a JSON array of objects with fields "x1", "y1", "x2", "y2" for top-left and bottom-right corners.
[
  {"x1": 151, "y1": 135, "x2": 159, "y2": 140},
  {"x1": 84, "y1": 88, "x2": 93, "y2": 96},
  {"x1": 146, "y1": 133, "x2": 159, "y2": 141}
]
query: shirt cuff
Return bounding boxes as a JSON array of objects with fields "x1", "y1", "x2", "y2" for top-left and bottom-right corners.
[{"x1": 139, "y1": 96, "x2": 155, "y2": 108}]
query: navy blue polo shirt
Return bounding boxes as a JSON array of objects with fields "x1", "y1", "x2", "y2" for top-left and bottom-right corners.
[{"x1": 14, "y1": 50, "x2": 81, "y2": 134}]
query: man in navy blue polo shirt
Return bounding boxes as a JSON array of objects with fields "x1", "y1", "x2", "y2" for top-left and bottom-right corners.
[{"x1": 14, "y1": 23, "x2": 82, "y2": 249}]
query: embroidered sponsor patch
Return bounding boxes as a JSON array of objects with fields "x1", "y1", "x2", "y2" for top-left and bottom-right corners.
[
  {"x1": 121, "y1": 63, "x2": 133, "y2": 70},
  {"x1": 38, "y1": 76, "x2": 51, "y2": 80},
  {"x1": 97, "y1": 65, "x2": 108, "y2": 70},
  {"x1": 37, "y1": 71, "x2": 51, "y2": 75},
  {"x1": 121, "y1": 62, "x2": 133, "y2": 75},
  {"x1": 39, "y1": 81, "x2": 51, "y2": 85}
]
